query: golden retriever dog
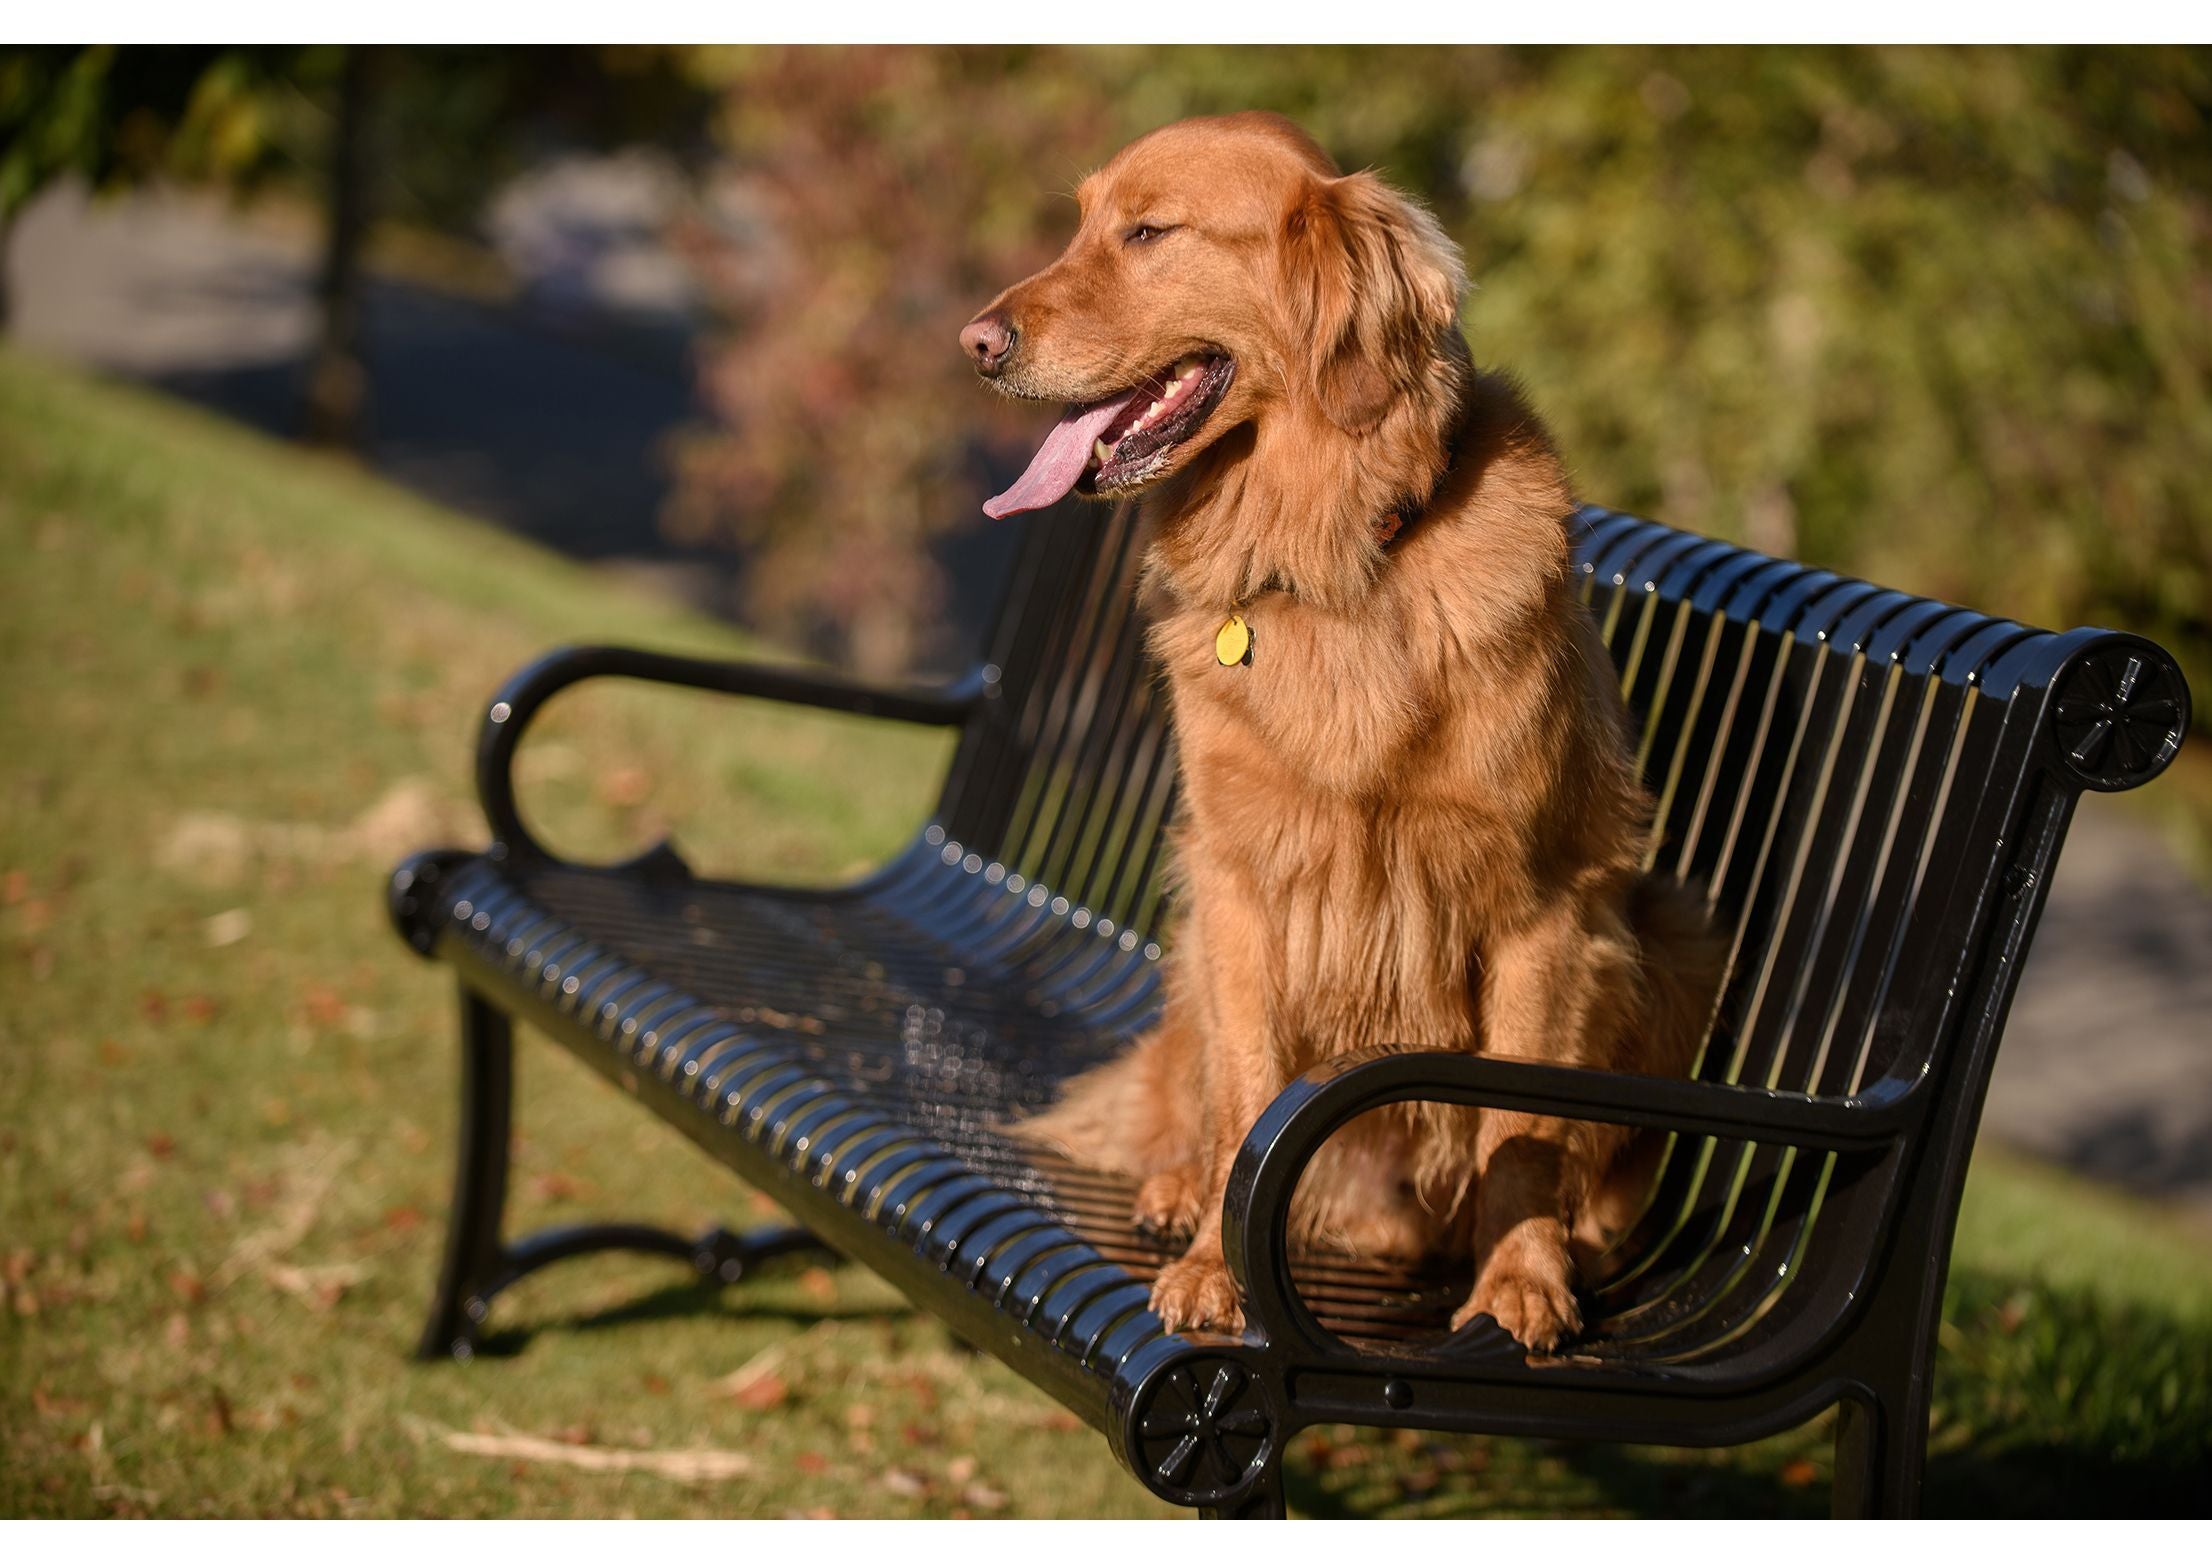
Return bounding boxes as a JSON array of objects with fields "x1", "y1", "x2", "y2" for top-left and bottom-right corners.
[{"x1": 958, "y1": 112, "x2": 1718, "y2": 1351}]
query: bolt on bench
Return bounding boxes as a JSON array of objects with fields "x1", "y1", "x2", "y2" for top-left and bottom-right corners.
[{"x1": 388, "y1": 500, "x2": 2190, "y2": 1517}]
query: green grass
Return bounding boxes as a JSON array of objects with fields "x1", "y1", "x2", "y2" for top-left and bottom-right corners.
[{"x1": 3, "y1": 346, "x2": 2210, "y2": 1518}]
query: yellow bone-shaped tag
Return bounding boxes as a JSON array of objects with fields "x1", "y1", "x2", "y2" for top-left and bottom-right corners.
[{"x1": 1214, "y1": 613, "x2": 1253, "y2": 668}]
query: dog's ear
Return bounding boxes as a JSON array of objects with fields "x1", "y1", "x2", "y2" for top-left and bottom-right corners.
[{"x1": 1282, "y1": 171, "x2": 1466, "y2": 434}]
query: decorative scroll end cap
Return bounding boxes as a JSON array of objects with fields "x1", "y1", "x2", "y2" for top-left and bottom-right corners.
[
  {"x1": 1126, "y1": 1353, "x2": 1276, "y2": 1509},
  {"x1": 2051, "y1": 641, "x2": 2189, "y2": 792}
]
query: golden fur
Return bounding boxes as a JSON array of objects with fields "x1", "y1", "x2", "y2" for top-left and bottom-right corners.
[{"x1": 963, "y1": 112, "x2": 1719, "y2": 1351}]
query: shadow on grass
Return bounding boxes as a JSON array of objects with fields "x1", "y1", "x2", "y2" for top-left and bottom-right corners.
[
  {"x1": 1924, "y1": 1444, "x2": 2212, "y2": 1519},
  {"x1": 461, "y1": 1256, "x2": 910, "y2": 1359}
]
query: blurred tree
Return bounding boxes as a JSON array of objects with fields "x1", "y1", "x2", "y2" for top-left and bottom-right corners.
[
  {"x1": 0, "y1": 44, "x2": 716, "y2": 441},
  {"x1": 673, "y1": 45, "x2": 2212, "y2": 735}
]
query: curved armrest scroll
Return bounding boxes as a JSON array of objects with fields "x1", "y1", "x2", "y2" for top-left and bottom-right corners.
[
  {"x1": 476, "y1": 644, "x2": 998, "y2": 865},
  {"x1": 1222, "y1": 1047, "x2": 1919, "y2": 1353}
]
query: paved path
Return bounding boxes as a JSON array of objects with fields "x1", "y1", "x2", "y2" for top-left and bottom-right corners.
[
  {"x1": 6, "y1": 180, "x2": 742, "y2": 611},
  {"x1": 10, "y1": 182, "x2": 2210, "y2": 1223}
]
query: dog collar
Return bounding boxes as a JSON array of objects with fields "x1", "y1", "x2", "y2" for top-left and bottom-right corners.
[
  {"x1": 1212, "y1": 422, "x2": 1460, "y2": 670},
  {"x1": 1213, "y1": 509, "x2": 1407, "y2": 668}
]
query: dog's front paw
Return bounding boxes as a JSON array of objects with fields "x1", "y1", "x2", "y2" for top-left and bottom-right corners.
[
  {"x1": 1132, "y1": 1163, "x2": 1207, "y2": 1243},
  {"x1": 1150, "y1": 1253, "x2": 1245, "y2": 1334},
  {"x1": 1454, "y1": 1238, "x2": 1582, "y2": 1352}
]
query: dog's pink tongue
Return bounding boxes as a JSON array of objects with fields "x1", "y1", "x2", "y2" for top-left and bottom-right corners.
[{"x1": 982, "y1": 391, "x2": 1141, "y2": 519}]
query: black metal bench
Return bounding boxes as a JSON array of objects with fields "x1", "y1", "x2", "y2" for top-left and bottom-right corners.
[{"x1": 387, "y1": 500, "x2": 2191, "y2": 1518}]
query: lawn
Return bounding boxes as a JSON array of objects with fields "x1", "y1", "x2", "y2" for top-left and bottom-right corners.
[{"x1": 3, "y1": 345, "x2": 2210, "y2": 1519}]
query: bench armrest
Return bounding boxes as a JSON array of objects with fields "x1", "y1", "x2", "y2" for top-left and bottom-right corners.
[
  {"x1": 475, "y1": 643, "x2": 999, "y2": 866},
  {"x1": 1221, "y1": 1046, "x2": 1921, "y2": 1351}
]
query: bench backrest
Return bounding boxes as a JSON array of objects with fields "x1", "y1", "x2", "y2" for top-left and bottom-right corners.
[
  {"x1": 932, "y1": 499, "x2": 2187, "y2": 1361},
  {"x1": 940, "y1": 499, "x2": 2184, "y2": 1110}
]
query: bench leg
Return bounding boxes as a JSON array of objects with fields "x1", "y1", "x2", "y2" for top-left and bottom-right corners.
[
  {"x1": 417, "y1": 984, "x2": 515, "y2": 1361},
  {"x1": 415, "y1": 981, "x2": 835, "y2": 1362},
  {"x1": 1830, "y1": 1384, "x2": 1925, "y2": 1518}
]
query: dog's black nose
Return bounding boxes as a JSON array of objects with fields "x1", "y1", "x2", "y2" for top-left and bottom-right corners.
[{"x1": 960, "y1": 311, "x2": 1018, "y2": 376}]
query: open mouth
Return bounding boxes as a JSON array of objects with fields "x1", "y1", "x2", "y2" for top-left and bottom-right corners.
[
  {"x1": 982, "y1": 352, "x2": 1236, "y2": 519},
  {"x1": 1082, "y1": 353, "x2": 1235, "y2": 495}
]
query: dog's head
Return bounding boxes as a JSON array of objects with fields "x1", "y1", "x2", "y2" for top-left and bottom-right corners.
[{"x1": 962, "y1": 112, "x2": 1468, "y2": 518}]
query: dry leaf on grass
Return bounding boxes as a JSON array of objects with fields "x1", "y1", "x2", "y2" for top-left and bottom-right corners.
[
  {"x1": 414, "y1": 1420, "x2": 753, "y2": 1482},
  {"x1": 155, "y1": 780, "x2": 479, "y2": 886},
  {"x1": 729, "y1": 1371, "x2": 789, "y2": 1411},
  {"x1": 262, "y1": 1260, "x2": 368, "y2": 1309},
  {"x1": 203, "y1": 908, "x2": 252, "y2": 947},
  {"x1": 209, "y1": 1138, "x2": 357, "y2": 1300}
]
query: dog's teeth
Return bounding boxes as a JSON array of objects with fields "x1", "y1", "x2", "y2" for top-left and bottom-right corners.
[
  {"x1": 1093, "y1": 439, "x2": 1113, "y2": 464},
  {"x1": 1175, "y1": 354, "x2": 1201, "y2": 376},
  {"x1": 1146, "y1": 400, "x2": 1164, "y2": 419}
]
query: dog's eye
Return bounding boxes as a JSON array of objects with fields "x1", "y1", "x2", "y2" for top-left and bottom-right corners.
[{"x1": 1123, "y1": 222, "x2": 1177, "y2": 247}]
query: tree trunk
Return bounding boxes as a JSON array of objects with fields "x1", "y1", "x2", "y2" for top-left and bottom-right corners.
[{"x1": 304, "y1": 46, "x2": 379, "y2": 447}]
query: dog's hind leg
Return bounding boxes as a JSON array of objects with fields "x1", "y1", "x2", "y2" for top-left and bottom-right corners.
[{"x1": 1004, "y1": 1004, "x2": 1204, "y2": 1178}]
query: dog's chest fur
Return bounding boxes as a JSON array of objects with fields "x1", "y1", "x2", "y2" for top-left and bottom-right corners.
[{"x1": 1143, "y1": 554, "x2": 1572, "y2": 1055}]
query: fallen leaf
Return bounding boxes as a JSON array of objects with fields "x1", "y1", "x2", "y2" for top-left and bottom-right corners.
[
  {"x1": 961, "y1": 1482, "x2": 1008, "y2": 1512},
  {"x1": 882, "y1": 1468, "x2": 929, "y2": 1499},
  {"x1": 262, "y1": 1260, "x2": 367, "y2": 1309},
  {"x1": 730, "y1": 1372, "x2": 788, "y2": 1412},
  {"x1": 710, "y1": 1340, "x2": 789, "y2": 1403},
  {"x1": 798, "y1": 1266, "x2": 837, "y2": 1303},
  {"x1": 32, "y1": 1387, "x2": 89, "y2": 1418},
  {"x1": 299, "y1": 985, "x2": 346, "y2": 1027},
  {"x1": 597, "y1": 767, "x2": 652, "y2": 808},
  {"x1": 795, "y1": 1451, "x2": 828, "y2": 1475},
  {"x1": 946, "y1": 1455, "x2": 977, "y2": 1483},
  {"x1": 2, "y1": 869, "x2": 26, "y2": 904},
  {"x1": 203, "y1": 909, "x2": 253, "y2": 948},
  {"x1": 527, "y1": 1171, "x2": 590, "y2": 1204},
  {"x1": 1779, "y1": 1458, "x2": 1819, "y2": 1488},
  {"x1": 382, "y1": 1205, "x2": 423, "y2": 1233},
  {"x1": 180, "y1": 996, "x2": 219, "y2": 1024},
  {"x1": 145, "y1": 1133, "x2": 177, "y2": 1160}
]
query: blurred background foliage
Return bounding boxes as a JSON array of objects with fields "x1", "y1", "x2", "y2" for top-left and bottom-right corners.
[
  {"x1": 671, "y1": 44, "x2": 2212, "y2": 712},
  {"x1": 5, "y1": 44, "x2": 2208, "y2": 719}
]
